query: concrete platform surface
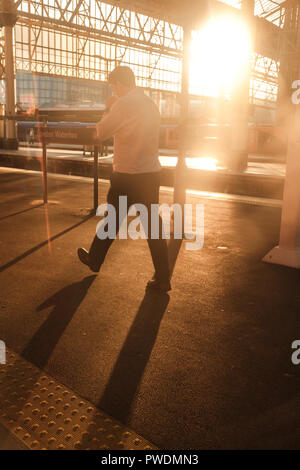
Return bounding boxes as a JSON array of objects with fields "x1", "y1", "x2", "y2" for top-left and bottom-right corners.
[
  {"x1": 0, "y1": 167, "x2": 300, "y2": 450},
  {"x1": 0, "y1": 422, "x2": 28, "y2": 450}
]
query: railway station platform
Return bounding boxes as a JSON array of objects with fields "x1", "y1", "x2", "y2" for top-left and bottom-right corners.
[
  {"x1": 0, "y1": 146, "x2": 286, "y2": 200},
  {"x1": 1, "y1": 167, "x2": 300, "y2": 450}
]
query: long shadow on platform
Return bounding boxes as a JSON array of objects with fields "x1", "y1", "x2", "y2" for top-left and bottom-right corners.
[
  {"x1": 168, "y1": 238, "x2": 183, "y2": 277},
  {"x1": 0, "y1": 276, "x2": 96, "y2": 449},
  {"x1": 98, "y1": 288, "x2": 170, "y2": 424},
  {"x1": 0, "y1": 204, "x2": 44, "y2": 222},
  {"x1": 0, "y1": 213, "x2": 93, "y2": 273},
  {"x1": 22, "y1": 275, "x2": 96, "y2": 368}
]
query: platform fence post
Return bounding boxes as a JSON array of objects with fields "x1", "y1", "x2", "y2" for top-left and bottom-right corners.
[
  {"x1": 42, "y1": 143, "x2": 48, "y2": 204},
  {"x1": 94, "y1": 145, "x2": 99, "y2": 211}
]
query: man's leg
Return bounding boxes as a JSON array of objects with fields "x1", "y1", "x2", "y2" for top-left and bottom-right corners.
[
  {"x1": 78, "y1": 173, "x2": 129, "y2": 272},
  {"x1": 88, "y1": 187, "x2": 118, "y2": 270},
  {"x1": 147, "y1": 224, "x2": 170, "y2": 283},
  {"x1": 88, "y1": 173, "x2": 130, "y2": 270},
  {"x1": 136, "y1": 173, "x2": 171, "y2": 287}
]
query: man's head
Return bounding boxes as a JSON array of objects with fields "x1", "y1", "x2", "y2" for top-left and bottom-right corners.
[{"x1": 108, "y1": 66, "x2": 136, "y2": 97}]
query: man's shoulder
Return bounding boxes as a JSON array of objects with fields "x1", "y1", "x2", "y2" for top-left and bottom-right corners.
[
  {"x1": 119, "y1": 88, "x2": 160, "y2": 120},
  {"x1": 122, "y1": 88, "x2": 153, "y2": 105}
]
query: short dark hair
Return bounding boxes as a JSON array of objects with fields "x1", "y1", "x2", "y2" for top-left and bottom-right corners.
[{"x1": 108, "y1": 66, "x2": 136, "y2": 87}]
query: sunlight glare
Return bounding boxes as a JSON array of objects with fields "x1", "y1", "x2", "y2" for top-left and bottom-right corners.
[
  {"x1": 159, "y1": 156, "x2": 218, "y2": 171},
  {"x1": 189, "y1": 16, "x2": 252, "y2": 98},
  {"x1": 186, "y1": 157, "x2": 217, "y2": 171}
]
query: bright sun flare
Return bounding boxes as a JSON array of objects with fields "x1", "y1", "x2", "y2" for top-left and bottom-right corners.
[{"x1": 189, "y1": 16, "x2": 252, "y2": 98}]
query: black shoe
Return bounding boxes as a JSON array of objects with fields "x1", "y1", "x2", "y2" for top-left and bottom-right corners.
[
  {"x1": 77, "y1": 248, "x2": 99, "y2": 273},
  {"x1": 146, "y1": 278, "x2": 171, "y2": 293}
]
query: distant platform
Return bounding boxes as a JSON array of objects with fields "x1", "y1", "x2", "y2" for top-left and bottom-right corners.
[{"x1": 0, "y1": 146, "x2": 286, "y2": 199}]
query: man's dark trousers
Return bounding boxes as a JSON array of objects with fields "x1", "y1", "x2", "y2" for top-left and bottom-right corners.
[{"x1": 89, "y1": 171, "x2": 170, "y2": 282}]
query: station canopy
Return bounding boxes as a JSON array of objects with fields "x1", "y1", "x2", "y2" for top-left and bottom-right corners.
[
  {"x1": 109, "y1": 0, "x2": 280, "y2": 59},
  {"x1": 107, "y1": 0, "x2": 246, "y2": 28}
]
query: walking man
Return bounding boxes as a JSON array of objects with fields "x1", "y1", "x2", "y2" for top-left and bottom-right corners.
[{"x1": 77, "y1": 66, "x2": 171, "y2": 292}]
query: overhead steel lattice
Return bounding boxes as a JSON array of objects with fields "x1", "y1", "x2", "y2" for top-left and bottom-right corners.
[
  {"x1": 254, "y1": 0, "x2": 300, "y2": 105},
  {"x1": 10, "y1": 0, "x2": 300, "y2": 108},
  {"x1": 0, "y1": 26, "x2": 4, "y2": 79},
  {"x1": 255, "y1": 0, "x2": 286, "y2": 26},
  {"x1": 218, "y1": 0, "x2": 290, "y2": 106},
  {"x1": 210, "y1": 0, "x2": 300, "y2": 106},
  {"x1": 218, "y1": 0, "x2": 286, "y2": 26},
  {"x1": 15, "y1": 0, "x2": 183, "y2": 92},
  {"x1": 0, "y1": 27, "x2": 4, "y2": 103}
]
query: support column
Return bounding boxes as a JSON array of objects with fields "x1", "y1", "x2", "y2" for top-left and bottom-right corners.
[
  {"x1": 0, "y1": 103, "x2": 4, "y2": 147},
  {"x1": 276, "y1": 1, "x2": 300, "y2": 141},
  {"x1": 93, "y1": 145, "x2": 99, "y2": 212},
  {"x1": 169, "y1": 26, "x2": 192, "y2": 277},
  {"x1": 229, "y1": 0, "x2": 254, "y2": 172},
  {"x1": 173, "y1": 26, "x2": 191, "y2": 206},
  {"x1": 276, "y1": 54, "x2": 293, "y2": 130},
  {"x1": 4, "y1": 24, "x2": 17, "y2": 149},
  {"x1": 0, "y1": 0, "x2": 18, "y2": 150},
  {"x1": 263, "y1": 98, "x2": 300, "y2": 268}
]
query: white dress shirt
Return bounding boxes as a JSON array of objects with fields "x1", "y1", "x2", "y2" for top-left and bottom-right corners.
[{"x1": 96, "y1": 87, "x2": 161, "y2": 174}]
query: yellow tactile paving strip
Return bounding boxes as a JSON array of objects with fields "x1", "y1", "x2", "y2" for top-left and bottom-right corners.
[{"x1": 0, "y1": 349, "x2": 157, "y2": 450}]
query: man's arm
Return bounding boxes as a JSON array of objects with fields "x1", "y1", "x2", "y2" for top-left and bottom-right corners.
[{"x1": 96, "y1": 99, "x2": 124, "y2": 141}]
